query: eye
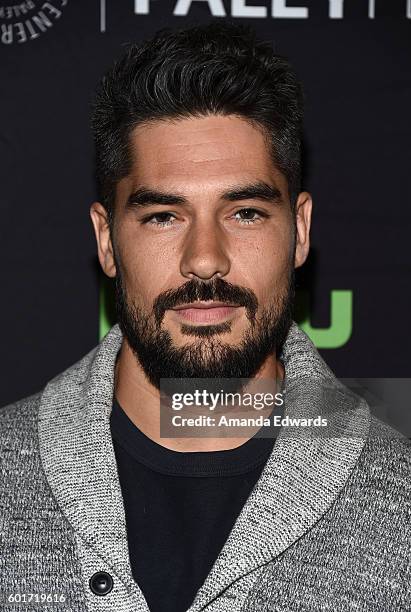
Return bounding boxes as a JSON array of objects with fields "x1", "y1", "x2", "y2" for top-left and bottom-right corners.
[
  {"x1": 141, "y1": 212, "x2": 176, "y2": 227},
  {"x1": 233, "y1": 208, "x2": 268, "y2": 225}
]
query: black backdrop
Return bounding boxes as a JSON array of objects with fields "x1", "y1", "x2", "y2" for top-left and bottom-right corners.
[{"x1": 1, "y1": 0, "x2": 410, "y2": 409}]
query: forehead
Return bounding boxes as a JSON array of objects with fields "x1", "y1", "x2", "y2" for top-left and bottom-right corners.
[{"x1": 126, "y1": 114, "x2": 287, "y2": 193}]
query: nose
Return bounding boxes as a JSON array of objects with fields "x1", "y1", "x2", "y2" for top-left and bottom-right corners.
[{"x1": 179, "y1": 218, "x2": 231, "y2": 281}]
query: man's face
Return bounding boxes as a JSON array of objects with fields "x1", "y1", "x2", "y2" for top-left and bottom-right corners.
[{"x1": 91, "y1": 115, "x2": 311, "y2": 389}]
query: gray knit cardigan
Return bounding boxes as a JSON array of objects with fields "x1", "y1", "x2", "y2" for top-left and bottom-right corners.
[{"x1": 0, "y1": 322, "x2": 410, "y2": 612}]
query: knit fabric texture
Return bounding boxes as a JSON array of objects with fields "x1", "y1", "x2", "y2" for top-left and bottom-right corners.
[{"x1": 0, "y1": 321, "x2": 410, "y2": 612}]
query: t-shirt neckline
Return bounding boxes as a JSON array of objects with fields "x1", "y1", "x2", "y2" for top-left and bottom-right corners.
[{"x1": 110, "y1": 398, "x2": 278, "y2": 477}]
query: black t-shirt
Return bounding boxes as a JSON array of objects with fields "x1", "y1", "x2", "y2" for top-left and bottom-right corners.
[{"x1": 110, "y1": 399, "x2": 277, "y2": 612}]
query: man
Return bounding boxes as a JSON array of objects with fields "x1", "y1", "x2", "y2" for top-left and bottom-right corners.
[{"x1": 0, "y1": 22, "x2": 409, "y2": 612}]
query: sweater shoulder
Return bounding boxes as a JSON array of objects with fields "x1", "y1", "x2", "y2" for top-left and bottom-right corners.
[
  {"x1": 0, "y1": 342, "x2": 99, "y2": 439},
  {"x1": 0, "y1": 392, "x2": 44, "y2": 470},
  {"x1": 363, "y1": 414, "x2": 411, "y2": 467},
  {"x1": 0, "y1": 391, "x2": 42, "y2": 432},
  {"x1": 342, "y1": 415, "x2": 411, "y2": 521}
]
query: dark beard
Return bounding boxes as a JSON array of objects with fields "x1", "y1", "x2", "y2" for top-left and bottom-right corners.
[{"x1": 114, "y1": 267, "x2": 294, "y2": 390}]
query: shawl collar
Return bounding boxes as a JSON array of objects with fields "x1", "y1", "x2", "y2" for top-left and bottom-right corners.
[{"x1": 38, "y1": 322, "x2": 370, "y2": 611}]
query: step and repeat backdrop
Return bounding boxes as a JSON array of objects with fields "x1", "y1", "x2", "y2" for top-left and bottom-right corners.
[{"x1": 1, "y1": 1, "x2": 410, "y2": 420}]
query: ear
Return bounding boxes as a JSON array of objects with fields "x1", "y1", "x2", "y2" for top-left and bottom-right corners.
[
  {"x1": 90, "y1": 202, "x2": 116, "y2": 278},
  {"x1": 294, "y1": 191, "x2": 313, "y2": 268}
]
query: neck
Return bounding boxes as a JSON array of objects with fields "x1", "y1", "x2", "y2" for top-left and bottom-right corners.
[{"x1": 114, "y1": 338, "x2": 284, "y2": 452}]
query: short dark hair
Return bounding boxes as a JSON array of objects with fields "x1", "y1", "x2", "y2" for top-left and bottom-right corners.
[{"x1": 92, "y1": 22, "x2": 304, "y2": 223}]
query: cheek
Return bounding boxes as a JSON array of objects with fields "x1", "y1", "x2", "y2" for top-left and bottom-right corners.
[
  {"x1": 115, "y1": 225, "x2": 180, "y2": 307},
  {"x1": 232, "y1": 229, "x2": 293, "y2": 298},
  {"x1": 114, "y1": 235, "x2": 152, "y2": 307}
]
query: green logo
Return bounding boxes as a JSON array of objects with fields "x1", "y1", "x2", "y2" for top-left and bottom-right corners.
[{"x1": 295, "y1": 290, "x2": 353, "y2": 348}]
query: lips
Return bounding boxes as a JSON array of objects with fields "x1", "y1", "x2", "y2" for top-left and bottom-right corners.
[{"x1": 171, "y1": 302, "x2": 241, "y2": 324}]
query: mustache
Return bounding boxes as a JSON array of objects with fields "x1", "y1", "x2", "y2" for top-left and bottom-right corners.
[{"x1": 153, "y1": 277, "x2": 258, "y2": 327}]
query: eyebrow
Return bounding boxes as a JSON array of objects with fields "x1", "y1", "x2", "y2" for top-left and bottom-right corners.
[{"x1": 125, "y1": 181, "x2": 284, "y2": 210}]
